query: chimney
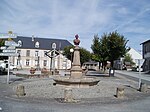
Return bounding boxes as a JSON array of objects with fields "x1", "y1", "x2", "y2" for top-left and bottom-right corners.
[{"x1": 32, "y1": 35, "x2": 34, "y2": 42}]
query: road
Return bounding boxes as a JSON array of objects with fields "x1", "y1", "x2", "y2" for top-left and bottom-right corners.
[
  {"x1": 115, "y1": 70, "x2": 150, "y2": 85},
  {"x1": 1, "y1": 94, "x2": 150, "y2": 112}
]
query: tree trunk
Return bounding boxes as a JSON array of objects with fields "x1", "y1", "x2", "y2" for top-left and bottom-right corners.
[
  {"x1": 99, "y1": 61, "x2": 101, "y2": 70},
  {"x1": 111, "y1": 60, "x2": 114, "y2": 68},
  {"x1": 102, "y1": 61, "x2": 107, "y2": 72}
]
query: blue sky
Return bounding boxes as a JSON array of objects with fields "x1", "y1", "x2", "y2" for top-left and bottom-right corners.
[{"x1": 0, "y1": 0, "x2": 150, "y2": 52}]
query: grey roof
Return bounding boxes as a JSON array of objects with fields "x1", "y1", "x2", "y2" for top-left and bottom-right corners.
[
  {"x1": 141, "y1": 39, "x2": 150, "y2": 44},
  {"x1": 13, "y1": 36, "x2": 72, "y2": 50}
]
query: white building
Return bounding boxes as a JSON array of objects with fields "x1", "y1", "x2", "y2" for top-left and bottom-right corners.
[
  {"x1": 113, "y1": 48, "x2": 142, "y2": 70},
  {"x1": 9, "y1": 36, "x2": 72, "y2": 70},
  {"x1": 128, "y1": 48, "x2": 142, "y2": 66}
]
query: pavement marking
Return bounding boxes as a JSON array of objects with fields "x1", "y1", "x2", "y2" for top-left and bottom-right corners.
[{"x1": 0, "y1": 107, "x2": 2, "y2": 111}]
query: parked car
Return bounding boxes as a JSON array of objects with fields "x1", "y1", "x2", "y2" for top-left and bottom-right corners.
[
  {"x1": 9, "y1": 64, "x2": 18, "y2": 70},
  {"x1": 0, "y1": 61, "x2": 18, "y2": 72},
  {"x1": 132, "y1": 66, "x2": 143, "y2": 72},
  {"x1": 0, "y1": 62, "x2": 6, "y2": 72}
]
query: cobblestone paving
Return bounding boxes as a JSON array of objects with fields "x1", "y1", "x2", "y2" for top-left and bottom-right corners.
[{"x1": 12, "y1": 76, "x2": 149, "y2": 100}]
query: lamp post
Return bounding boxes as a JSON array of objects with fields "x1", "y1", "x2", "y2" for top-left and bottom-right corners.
[
  {"x1": 135, "y1": 59, "x2": 145, "y2": 89},
  {"x1": 37, "y1": 55, "x2": 40, "y2": 70},
  {"x1": 18, "y1": 52, "x2": 22, "y2": 69},
  {"x1": 35, "y1": 51, "x2": 40, "y2": 70},
  {"x1": 52, "y1": 43, "x2": 56, "y2": 75},
  {"x1": 70, "y1": 48, "x2": 74, "y2": 68},
  {"x1": 65, "y1": 57, "x2": 67, "y2": 71}
]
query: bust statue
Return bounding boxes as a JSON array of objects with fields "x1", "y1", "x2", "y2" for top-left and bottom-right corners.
[{"x1": 73, "y1": 34, "x2": 80, "y2": 45}]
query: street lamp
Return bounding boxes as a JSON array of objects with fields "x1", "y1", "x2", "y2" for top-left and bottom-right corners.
[
  {"x1": 35, "y1": 41, "x2": 40, "y2": 70},
  {"x1": 18, "y1": 52, "x2": 22, "y2": 69},
  {"x1": 70, "y1": 48, "x2": 74, "y2": 68},
  {"x1": 52, "y1": 43, "x2": 56, "y2": 74}
]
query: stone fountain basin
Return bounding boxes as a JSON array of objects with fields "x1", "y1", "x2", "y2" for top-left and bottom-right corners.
[{"x1": 53, "y1": 76, "x2": 100, "y2": 88}]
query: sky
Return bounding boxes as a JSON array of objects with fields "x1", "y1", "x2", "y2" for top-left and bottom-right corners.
[{"x1": 0, "y1": 0, "x2": 150, "y2": 52}]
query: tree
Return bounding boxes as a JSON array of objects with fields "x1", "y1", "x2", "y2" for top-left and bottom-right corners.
[
  {"x1": 63, "y1": 46, "x2": 91, "y2": 65},
  {"x1": 0, "y1": 39, "x2": 5, "y2": 47},
  {"x1": 91, "y1": 34, "x2": 101, "y2": 61},
  {"x1": 80, "y1": 47, "x2": 91, "y2": 65},
  {"x1": 63, "y1": 45, "x2": 74, "y2": 61},
  {"x1": 91, "y1": 31, "x2": 129, "y2": 69},
  {"x1": 106, "y1": 31, "x2": 128, "y2": 67},
  {"x1": 91, "y1": 34, "x2": 106, "y2": 69},
  {"x1": 124, "y1": 53, "x2": 135, "y2": 66}
]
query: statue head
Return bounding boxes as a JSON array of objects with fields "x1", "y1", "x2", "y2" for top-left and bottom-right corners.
[
  {"x1": 74, "y1": 34, "x2": 80, "y2": 45},
  {"x1": 75, "y1": 34, "x2": 79, "y2": 39}
]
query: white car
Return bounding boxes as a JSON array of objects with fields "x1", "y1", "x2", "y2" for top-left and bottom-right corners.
[
  {"x1": 0, "y1": 63, "x2": 6, "y2": 72},
  {"x1": 0, "y1": 62, "x2": 18, "y2": 72},
  {"x1": 9, "y1": 64, "x2": 18, "y2": 70}
]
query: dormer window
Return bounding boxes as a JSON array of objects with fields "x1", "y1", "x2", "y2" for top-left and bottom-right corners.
[
  {"x1": 18, "y1": 40, "x2": 22, "y2": 47},
  {"x1": 35, "y1": 41, "x2": 40, "y2": 48}
]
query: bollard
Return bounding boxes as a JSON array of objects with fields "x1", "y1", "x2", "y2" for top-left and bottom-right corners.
[
  {"x1": 16, "y1": 85, "x2": 25, "y2": 97},
  {"x1": 64, "y1": 88, "x2": 73, "y2": 102},
  {"x1": 139, "y1": 83, "x2": 147, "y2": 92},
  {"x1": 116, "y1": 87, "x2": 124, "y2": 98}
]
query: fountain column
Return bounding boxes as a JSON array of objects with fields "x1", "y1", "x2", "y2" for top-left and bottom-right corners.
[
  {"x1": 70, "y1": 35, "x2": 83, "y2": 78},
  {"x1": 53, "y1": 34, "x2": 100, "y2": 88}
]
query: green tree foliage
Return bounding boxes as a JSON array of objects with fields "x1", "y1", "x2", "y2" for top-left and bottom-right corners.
[
  {"x1": 91, "y1": 34, "x2": 101, "y2": 61},
  {"x1": 80, "y1": 47, "x2": 91, "y2": 65},
  {"x1": 91, "y1": 31, "x2": 129, "y2": 68},
  {"x1": 63, "y1": 45, "x2": 74, "y2": 61},
  {"x1": 124, "y1": 53, "x2": 135, "y2": 66},
  {"x1": 63, "y1": 46, "x2": 91, "y2": 65},
  {"x1": 106, "y1": 31, "x2": 128, "y2": 66},
  {"x1": 91, "y1": 34, "x2": 107, "y2": 69},
  {"x1": 0, "y1": 39, "x2": 5, "y2": 47}
]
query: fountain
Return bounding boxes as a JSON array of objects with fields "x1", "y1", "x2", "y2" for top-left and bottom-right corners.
[{"x1": 53, "y1": 35, "x2": 100, "y2": 88}]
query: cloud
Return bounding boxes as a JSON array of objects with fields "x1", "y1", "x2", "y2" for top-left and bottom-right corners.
[{"x1": 0, "y1": 0, "x2": 150, "y2": 51}]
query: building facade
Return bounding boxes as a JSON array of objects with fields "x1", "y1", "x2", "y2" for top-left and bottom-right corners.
[
  {"x1": 113, "y1": 48, "x2": 142, "y2": 70},
  {"x1": 142, "y1": 39, "x2": 150, "y2": 72},
  {"x1": 10, "y1": 36, "x2": 72, "y2": 70}
]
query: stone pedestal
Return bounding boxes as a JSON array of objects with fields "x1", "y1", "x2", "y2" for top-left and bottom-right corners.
[
  {"x1": 70, "y1": 46, "x2": 82, "y2": 79},
  {"x1": 139, "y1": 83, "x2": 147, "y2": 92},
  {"x1": 16, "y1": 85, "x2": 25, "y2": 97},
  {"x1": 64, "y1": 88, "x2": 73, "y2": 102},
  {"x1": 116, "y1": 87, "x2": 124, "y2": 98}
]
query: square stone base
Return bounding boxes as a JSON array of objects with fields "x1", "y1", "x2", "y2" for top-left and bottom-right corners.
[{"x1": 70, "y1": 71, "x2": 82, "y2": 79}]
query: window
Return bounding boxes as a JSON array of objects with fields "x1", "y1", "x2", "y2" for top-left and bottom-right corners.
[
  {"x1": 144, "y1": 45, "x2": 149, "y2": 53},
  {"x1": 35, "y1": 41, "x2": 40, "y2": 48},
  {"x1": 17, "y1": 59, "x2": 21, "y2": 66},
  {"x1": 43, "y1": 60, "x2": 47, "y2": 66},
  {"x1": 26, "y1": 50, "x2": 30, "y2": 57},
  {"x1": 145, "y1": 45, "x2": 147, "y2": 53},
  {"x1": 17, "y1": 50, "x2": 21, "y2": 54},
  {"x1": 26, "y1": 59, "x2": 30, "y2": 66},
  {"x1": 17, "y1": 50, "x2": 21, "y2": 58},
  {"x1": 35, "y1": 51, "x2": 39, "y2": 57},
  {"x1": 18, "y1": 40, "x2": 22, "y2": 47},
  {"x1": 35, "y1": 60, "x2": 38, "y2": 66},
  {"x1": 44, "y1": 51, "x2": 47, "y2": 57}
]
